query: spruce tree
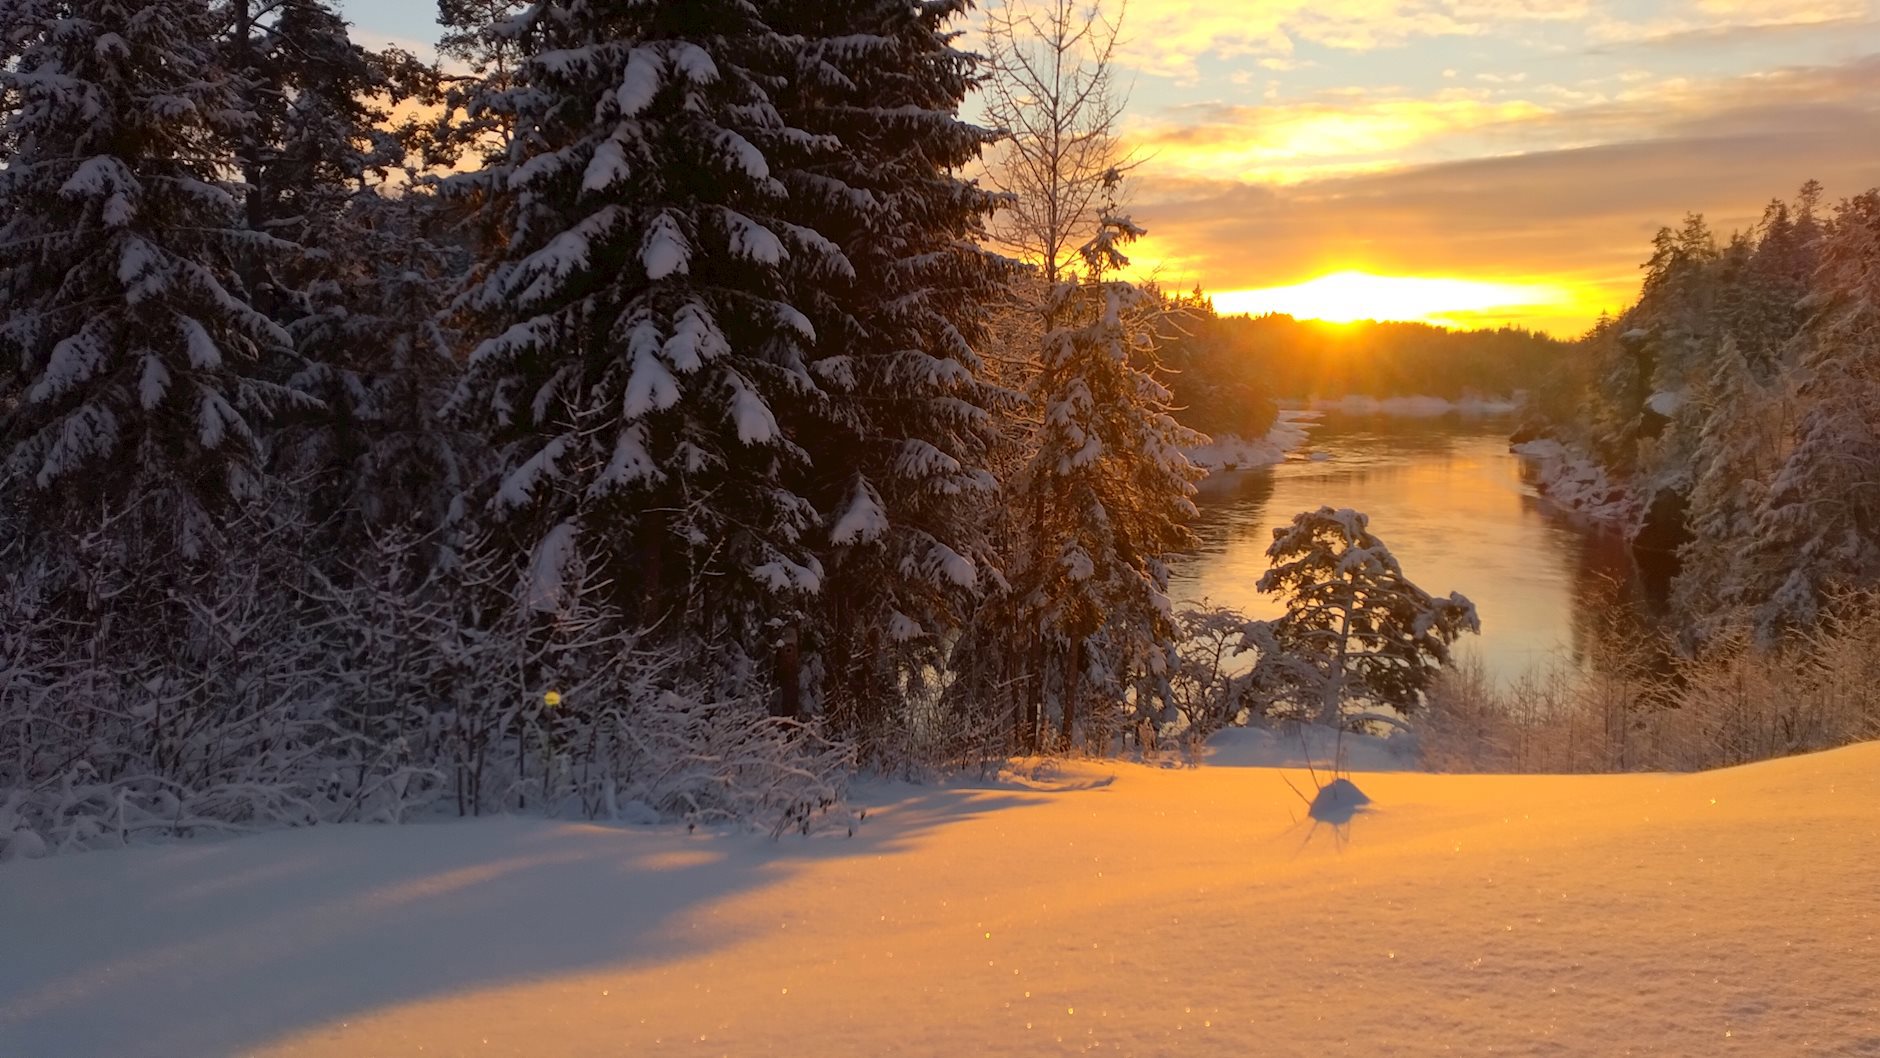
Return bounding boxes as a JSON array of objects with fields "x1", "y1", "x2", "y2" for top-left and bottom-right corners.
[
  {"x1": 1009, "y1": 199, "x2": 1204, "y2": 747},
  {"x1": 284, "y1": 183, "x2": 472, "y2": 542},
  {"x1": 1255, "y1": 508, "x2": 1479, "y2": 727},
  {"x1": 1673, "y1": 336, "x2": 1776, "y2": 633},
  {"x1": 763, "y1": 0, "x2": 1011, "y2": 731},
  {"x1": 1751, "y1": 191, "x2": 1880, "y2": 637},
  {"x1": 0, "y1": 0, "x2": 301, "y2": 556},
  {"x1": 450, "y1": 1, "x2": 843, "y2": 680}
]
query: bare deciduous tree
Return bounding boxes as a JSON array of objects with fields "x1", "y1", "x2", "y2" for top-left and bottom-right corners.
[{"x1": 980, "y1": 0, "x2": 1133, "y2": 285}]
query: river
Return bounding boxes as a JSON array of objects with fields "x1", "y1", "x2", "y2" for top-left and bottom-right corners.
[{"x1": 1168, "y1": 411, "x2": 1659, "y2": 684}]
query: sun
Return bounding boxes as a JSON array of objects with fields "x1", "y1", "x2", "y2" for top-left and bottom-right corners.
[{"x1": 1210, "y1": 271, "x2": 1573, "y2": 329}]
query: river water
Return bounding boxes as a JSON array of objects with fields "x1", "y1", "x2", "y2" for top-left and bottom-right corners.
[{"x1": 1168, "y1": 411, "x2": 1657, "y2": 684}]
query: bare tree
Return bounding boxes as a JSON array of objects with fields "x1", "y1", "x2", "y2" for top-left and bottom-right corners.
[{"x1": 980, "y1": 0, "x2": 1133, "y2": 285}]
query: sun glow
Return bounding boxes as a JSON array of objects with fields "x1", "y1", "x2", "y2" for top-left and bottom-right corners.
[{"x1": 1212, "y1": 271, "x2": 1574, "y2": 329}]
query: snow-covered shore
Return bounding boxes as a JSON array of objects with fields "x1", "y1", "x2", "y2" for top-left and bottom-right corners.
[
  {"x1": 1511, "y1": 438, "x2": 1639, "y2": 526},
  {"x1": 1185, "y1": 408, "x2": 1315, "y2": 472},
  {"x1": 4, "y1": 739, "x2": 1876, "y2": 1057}
]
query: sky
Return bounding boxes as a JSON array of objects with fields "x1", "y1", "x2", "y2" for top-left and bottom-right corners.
[{"x1": 345, "y1": 1, "x2": 1880, "y2": 336}]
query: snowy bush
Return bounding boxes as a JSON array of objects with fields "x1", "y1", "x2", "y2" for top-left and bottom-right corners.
[{"x1": 0, "y1": 525, "x2": 852, "y2": 860}]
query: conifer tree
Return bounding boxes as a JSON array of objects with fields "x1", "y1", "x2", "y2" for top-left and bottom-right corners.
[
  {"x1": 1255, "y1": 508, "x2": 1479, "y2": 726},
  {"x1": 0, "y1": 0, "x2": 302, "y2": 556},
  {"x1": 449, "y1": 1, "x2": 846, "y2": 679},
  {"x1": 213, "y1": 0, "x2": 402, "y2": 312},
  {"x1": 762, "y1": 0, "x2": 1012, "y2": 732},
  {"x1": 283, "y1": 183, "x2": 472, "y2": 542},
  {"x1": 1751, "y1": 191, "x2": 1880, "y2": 636},
  {"x1": 1008, "y1": 195, "x2": 1204, "y2": 747},
  {"x1": 1673, "y1": 336, "x2": 1777, "y2": 632}
]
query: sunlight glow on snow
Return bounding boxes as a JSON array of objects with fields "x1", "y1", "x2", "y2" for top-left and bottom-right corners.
[{"x1": 1211, "y1": 271, "x2": 1577, "y2": 329}]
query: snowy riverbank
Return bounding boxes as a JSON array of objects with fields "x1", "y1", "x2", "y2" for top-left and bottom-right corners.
[
  {"x1": 4, "y1": 738, "x2": 1876, "y2": 1057},
  {"x1": 1511, "y1": 437, "x2": 1639, "y2": 526},
  {"x1": 1185, "y1": 408, "x2": 1315, "y2": 472}
]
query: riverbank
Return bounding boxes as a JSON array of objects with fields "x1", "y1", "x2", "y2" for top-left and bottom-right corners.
[
  {"x1": 1184, "y1": 408, "x2": 1316, "y2": 472},
  {"x1": 1510, "y1": 438, "x2": 1638, "y2": 527},
  {"x1": 1309, "y1": 394, "x2": 1520, "y2": 417}
]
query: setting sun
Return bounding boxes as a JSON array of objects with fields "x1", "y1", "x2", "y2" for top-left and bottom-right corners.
[{"x1": 1212, "y1": 271, "x2": 1572, "y2": 329}]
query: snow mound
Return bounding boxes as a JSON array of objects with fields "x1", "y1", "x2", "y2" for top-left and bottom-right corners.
[
  {"x1": 1646, "y1": 389, "x2": 1686, "y2": 416},
  {"x1": 1308, "y1": 777, "x2": 1372, "y2": 824},
  {"x1": 1511, "y1": 437, "x2": 1638, "y2": 526}
]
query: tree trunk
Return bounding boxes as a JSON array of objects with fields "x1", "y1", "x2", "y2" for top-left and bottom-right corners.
[
  {"x1": 1061, "y1": 635, "x2": 1081, "y2": 748},
  {"x1": 774, "y1": 623, "x2": 801, "y2": 719},
  {"x1": 1320, "y1": 587, "x2": 1354, "y2": 728}
]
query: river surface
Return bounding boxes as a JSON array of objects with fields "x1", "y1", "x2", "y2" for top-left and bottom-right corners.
[{"x1": 1168, "y1": 412, "x2": 1658, "y2": 684}]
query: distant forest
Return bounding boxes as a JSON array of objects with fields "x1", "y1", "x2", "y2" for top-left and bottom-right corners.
[{"x1": 1156, "y1": 287, "x2": 1570, "y2": 440}]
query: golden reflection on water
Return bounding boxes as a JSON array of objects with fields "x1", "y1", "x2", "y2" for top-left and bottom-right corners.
[{"x1": 1169, "y1": 415, "x2": 1653, "y2": 683}]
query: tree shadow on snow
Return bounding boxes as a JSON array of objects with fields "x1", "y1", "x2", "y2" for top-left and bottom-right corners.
[{"x1": 0, "y1": 779, "x2": 1070, "y2": 1058}]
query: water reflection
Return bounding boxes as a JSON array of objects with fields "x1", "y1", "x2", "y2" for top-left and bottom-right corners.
[{"x1": 1169, "y1": 412, "x2": 1661, "y2": 684}]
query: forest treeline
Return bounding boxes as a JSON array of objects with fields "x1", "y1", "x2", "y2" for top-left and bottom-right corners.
[
  {"x1": 1520, "y1": 179, "x2": 1880, "y2": 645},
  {"x1": 1162, "y1": 297, "x2": 1567, "y2": 408},
  {"x1": 1429, "y1": 178, "x2": 1880, "y2": 774}
]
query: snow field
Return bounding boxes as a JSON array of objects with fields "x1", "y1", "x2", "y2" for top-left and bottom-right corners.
[{"x1": 2, "y1": 743, "x2": 1878, "y2": 1057}]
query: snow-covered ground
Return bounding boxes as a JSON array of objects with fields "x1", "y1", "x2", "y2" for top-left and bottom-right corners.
[
  {"x1": 1511, "y1": 438, "x2": 1639, "y2": 526},
  {"x1": 4, "y1": 738, "x2": 1878, "y2": 1058},
  {"x1": 1185, "y1": 409, "x2": 1315, "y2": 472}
]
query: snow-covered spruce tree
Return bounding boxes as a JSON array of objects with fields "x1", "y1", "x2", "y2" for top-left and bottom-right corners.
[
  {"x1": 1750, "y1": 190, "x2": 1880, "y2": 638},
  {"x1": 1672, "y1": 333, "x2": 1792, "y2": 637},
  {"x1": 210, "y1": 0, "x2": 460, "y2": 552},
  {"x1": 450, "y1": 2, "x2": 846, "y2": 690},
  {"x1": 1723, "y1": 189, "x2": 1821, "y2": 374},
  {"x1": 1008, "y1": 200, "x2": 1205, "y2": 750},
  {"x1": 1254, "y1": 507, "x2": 1479, "y2": 727},
  {"x1": 760, "y1": 0, "x2": 1012, "y2": 740},
  {"x1": 0, "y1": 0, "x2": 301, "y2": 558}
]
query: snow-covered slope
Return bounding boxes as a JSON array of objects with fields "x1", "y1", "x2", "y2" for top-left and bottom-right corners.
[{"x1": 3, "y1": 744, "x2": 1877, "y2": 1057}]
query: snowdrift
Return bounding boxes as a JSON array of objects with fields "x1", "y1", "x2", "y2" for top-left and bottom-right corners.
[{"x1": 3, "y1": 742, "x2": 1877, "y2": 1057}]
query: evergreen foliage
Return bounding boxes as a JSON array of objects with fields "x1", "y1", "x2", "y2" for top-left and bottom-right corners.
[
  {"x1": 1253, "y1": 507, "x2": 1479, "y2": 726},
  {"x1": 1525, "y1": 180, "x2": 1880, "y2": 644},
  {"x1": 0, "y1": 0, "x2": 304, "y2": 556}
]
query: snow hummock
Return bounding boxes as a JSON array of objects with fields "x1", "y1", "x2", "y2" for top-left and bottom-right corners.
[
  {"x1": 1307, "y1": 776, "x2": 1371, "y2": 824},
  {"x1": 4, "y1": 742, "x2": 1877, "y2": 1056},
  {"x1": 1646, "y1": 389, "x2": 1687, "y2": 416}
]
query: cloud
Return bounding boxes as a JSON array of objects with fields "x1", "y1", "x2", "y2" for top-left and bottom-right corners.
[
  {"x1": 1121, "y1": 56, "x2": 1880, "y2": 334},
  {"x1": 1106, "y1": 0, "x2": 1593, "y2": 79},
  {"x1": 1128, "y1": 94, "x2": 1554, "y2": 184},
  {"x1": 1587, "y1": 0, "x2": 1879, "y2": 46}
]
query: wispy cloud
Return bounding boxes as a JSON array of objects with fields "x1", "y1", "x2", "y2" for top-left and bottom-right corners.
[{"x1": 1113, "y1": 0, "x2": 1594, "y2": 79}]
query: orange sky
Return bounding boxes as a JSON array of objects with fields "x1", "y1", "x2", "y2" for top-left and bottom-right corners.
[
  {"x1": 1100, "y1": 0, "x2": 1880, "y2": 335},
  {"x1": 350, "y1": 1, "x2": 1880, "y2": 337}
]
